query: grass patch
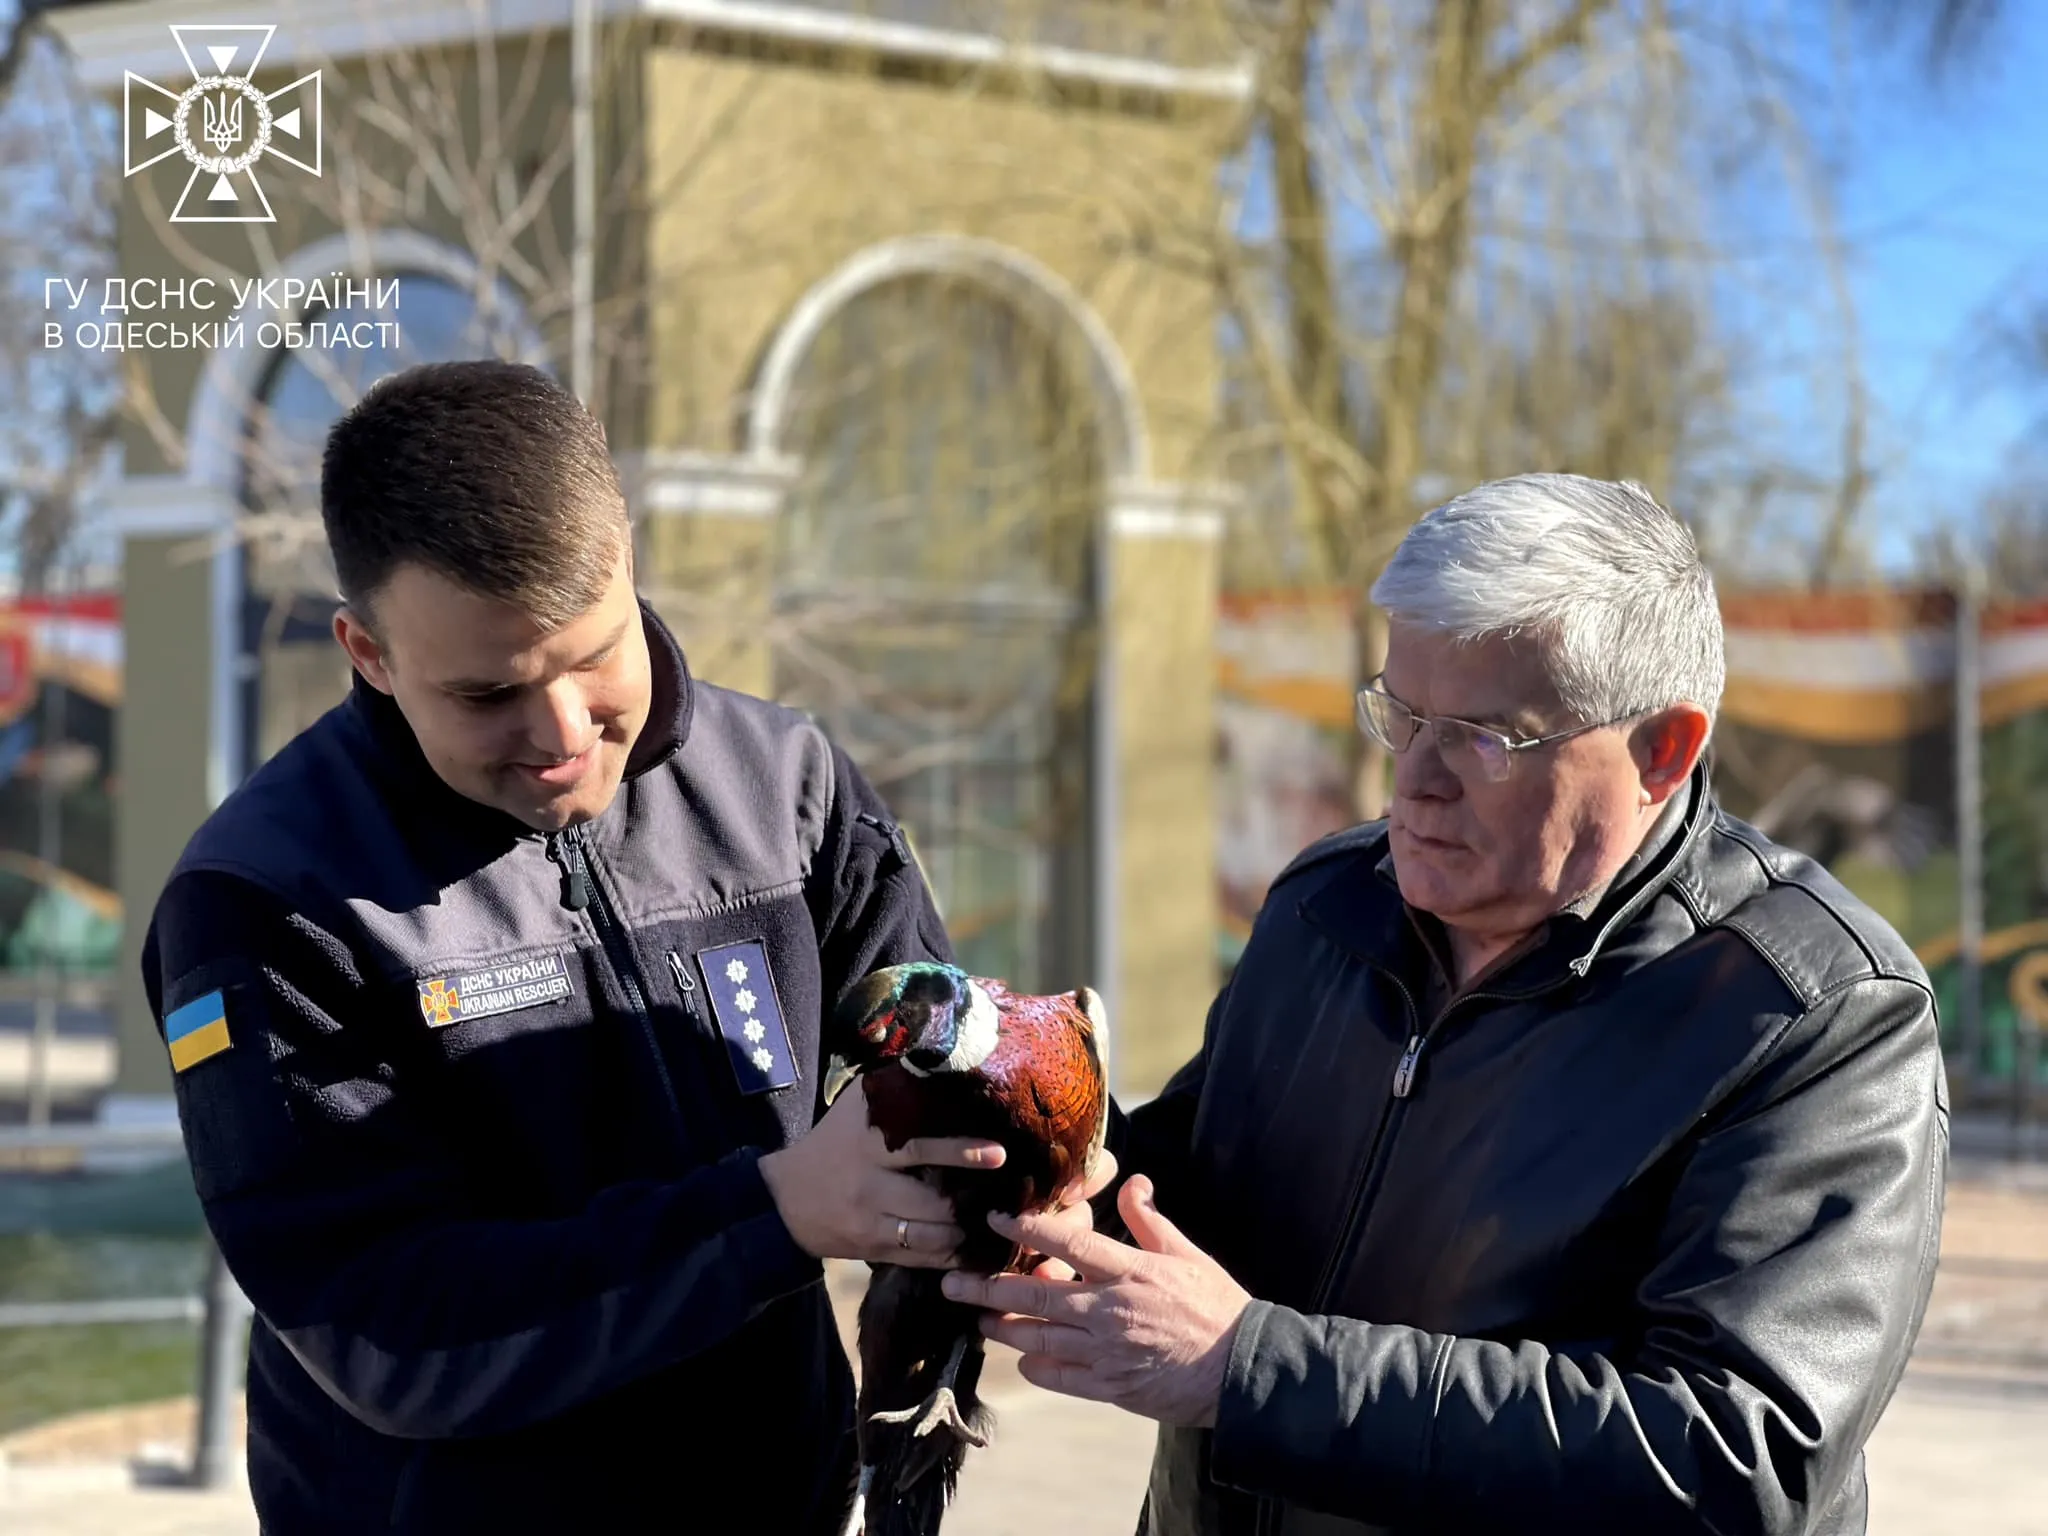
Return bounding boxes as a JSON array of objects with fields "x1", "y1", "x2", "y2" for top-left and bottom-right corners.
[
  {"x1": 0, "y1": 1232, "x2": 208, "y2": 1439},
  {"x1": 0, "y1": 1321, "x2": 198, "y2": 1439}
]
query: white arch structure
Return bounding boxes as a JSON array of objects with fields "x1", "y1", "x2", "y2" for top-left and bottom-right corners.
[
  {"x1": 626, "y1": 235, "x2": 1237, "y2": 1049},
  {"x1": 742, "y1": 233, "x2": 1150, "y2": 487},
  {"x1": 739, "y1": 234, "x2": 1150, "y2": 1042}
]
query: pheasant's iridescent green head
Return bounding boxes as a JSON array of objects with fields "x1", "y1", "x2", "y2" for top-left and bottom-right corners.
[{"x1": 836, "y1": 960, "x2": 1000, "y2": 1075}]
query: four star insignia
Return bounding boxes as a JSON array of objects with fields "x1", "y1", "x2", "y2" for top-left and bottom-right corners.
[
  {"x1": 733, "y1": 987, "x2": 757, "y2": 1013},
  {"x1": 743, "y1": 1018, "x2": 766, "y2": 1044},
  {"x1": 725, "y1": 959, "x2": 749, "y2": 984},
  {"x1": 750, "y1": 1047, "x2": 775, "y2": 1073}
]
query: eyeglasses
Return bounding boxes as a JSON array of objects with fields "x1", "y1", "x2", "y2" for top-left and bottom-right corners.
[{"x1": 1354, "y1": 678, "x2": 1623, "y2": 784}]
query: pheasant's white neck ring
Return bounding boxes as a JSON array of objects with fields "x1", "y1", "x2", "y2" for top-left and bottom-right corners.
[{"x1": 901, "y1": 980, "x2": 1000, "y2": 1076}]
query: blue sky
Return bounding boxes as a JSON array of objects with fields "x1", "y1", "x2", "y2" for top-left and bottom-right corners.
[{"x1": 1823, "y1": 7, "x2": 2048, "y2": 569}]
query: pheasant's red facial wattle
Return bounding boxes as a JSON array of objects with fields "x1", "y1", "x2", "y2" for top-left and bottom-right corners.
[{"x1": 861, "y1": 1008, "x2": 915, "y2": 1059}]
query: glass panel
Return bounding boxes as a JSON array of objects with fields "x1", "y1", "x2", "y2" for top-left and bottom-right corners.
[{"x1": 773, "y1": 275, "x2": 1101, "y2": 992}]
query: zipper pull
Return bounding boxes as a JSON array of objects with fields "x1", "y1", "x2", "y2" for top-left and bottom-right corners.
[
  {"x1": 1391, "y1": 1034, "x2": 1425, "y2": 1099},
  {"x1": 545, "y1": 831, "x2": 592, "y2": 911},
  {"x1": 666, "y1": 951, "x2": 701, "y2": 1021}
]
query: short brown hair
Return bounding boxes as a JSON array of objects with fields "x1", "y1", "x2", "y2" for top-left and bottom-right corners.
[{"x1": 320, "y1": 360, "x2": 627, "y2": 628}]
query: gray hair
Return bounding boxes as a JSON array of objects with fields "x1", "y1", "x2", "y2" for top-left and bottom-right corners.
[{"x1": 1369, "y1": 473, "x2": 1725, "y2": 727}]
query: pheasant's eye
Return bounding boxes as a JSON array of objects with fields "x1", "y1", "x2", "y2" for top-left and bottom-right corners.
[{"x1": 863, "y1": 1010, "x2": 895, "y2": 1043}]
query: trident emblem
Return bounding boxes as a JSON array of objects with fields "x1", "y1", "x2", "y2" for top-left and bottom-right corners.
[
  {"x1": 123, "y1": 25, "x2": 322, "y2": 225},
  {"x1": 202, "y1": 89, "x2": 243, "y2": 153}
]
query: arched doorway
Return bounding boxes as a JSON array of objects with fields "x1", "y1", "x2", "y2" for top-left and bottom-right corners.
[{"x1": 767, "y1": 268, "x2": 1108, "y2": 994}]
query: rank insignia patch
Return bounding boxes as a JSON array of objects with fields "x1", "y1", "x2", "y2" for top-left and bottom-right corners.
[
  {"x1": 166, "y1": 990, "x2": 231, "y2": 1072},
  {"x1": 418, "y1": 951, "x2": 572, "y2": 1029},
  {"x1": 696, "y1": 940, "x2": 798, "y2": 1095}
]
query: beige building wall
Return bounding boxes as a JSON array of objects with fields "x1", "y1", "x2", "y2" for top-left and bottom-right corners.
[
  {"x1": 636, "y1": 49, "x2": 1225, "y2": 476},
  {"x1": 1111, "y1": 527, "x2": 1222, "y2": 1092},
  {"x1": 111, "y1": 534, "x2": 215, "y2": 1097}
]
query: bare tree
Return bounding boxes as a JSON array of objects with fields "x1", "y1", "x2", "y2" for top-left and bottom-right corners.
[
  {"x1": 1163, "y1": 1, "x2": 1927, "y2": 816},
  {"x1": 0, "y1": 15, "x2": 119, "y2": 592}
]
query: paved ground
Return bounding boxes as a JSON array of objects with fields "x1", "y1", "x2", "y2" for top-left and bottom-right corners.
[
  {"x1": 4, "y1": 1163, "x2": 2046, "y2": 1534},
  {"x1": 2, "y1": 1374, "x2": 2042, "y2": 1535}
]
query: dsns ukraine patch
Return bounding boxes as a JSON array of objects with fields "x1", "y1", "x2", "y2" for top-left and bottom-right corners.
[
  {"x1": 418, "y1": 951, "x2": 573, "y2": 1028},
  {"x1": 166, "y1": 990, "x2": 231, "y2": 1072}
]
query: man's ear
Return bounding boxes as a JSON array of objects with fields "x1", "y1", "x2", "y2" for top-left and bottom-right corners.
[
  {"x1": 333, "y1": 606, "x2": 394, "y2": 695},
  {"x1": 1633, "y1": 704, "x2": 1710, "y2": 803}
]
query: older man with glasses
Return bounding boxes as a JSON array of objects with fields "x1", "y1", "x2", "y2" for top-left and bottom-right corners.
[{"x1": 943, "y1": 473, "x2": 1948, "y2": 1536}]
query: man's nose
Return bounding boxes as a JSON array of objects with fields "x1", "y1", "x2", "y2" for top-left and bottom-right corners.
[{"x1": 526, "y1": 682, "x2": 592, "y2": 758}]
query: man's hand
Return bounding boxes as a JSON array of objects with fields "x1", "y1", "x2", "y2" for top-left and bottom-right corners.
[
  {"x1": 759, "y1": 1081, "x2": 1005, "y2": 1267},
  {"x1": 1021, "y1": 1148, "x2": 1118, "y2": 1283},
  {"x1": 940, "y1": 1174, "x2": 1252, "y2": 1427}
]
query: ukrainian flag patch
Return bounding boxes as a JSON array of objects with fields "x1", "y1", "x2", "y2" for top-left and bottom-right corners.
[{"x1": 166, "y1": 990, "x2": 231, "y2": 1073}]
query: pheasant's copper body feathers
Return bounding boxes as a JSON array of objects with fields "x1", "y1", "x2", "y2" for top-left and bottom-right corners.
[{"x1": 829, "y1": 962, "x2": 1109, "y2": 1536}]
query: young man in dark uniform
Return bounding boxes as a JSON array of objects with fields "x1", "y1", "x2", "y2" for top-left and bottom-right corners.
[{"x1": 142, "y1": 360, "x2": 1001, "y2": 1533}]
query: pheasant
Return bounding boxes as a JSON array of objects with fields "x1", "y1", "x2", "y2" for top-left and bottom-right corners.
[{"x1": 827, "y1": 961, "x2": 1110, "y2": 1536}]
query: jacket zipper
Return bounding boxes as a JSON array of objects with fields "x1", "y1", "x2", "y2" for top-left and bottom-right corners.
[
  {"x1": 1256, "y1": 976, "x2": 1500, "y2": 1536},
  {"x1": 547, "y1": 827, "x2": 692, "y2": 1154},
  {"x1": 1302, "y1": 975, "x2": 1421, "y2": 1312}
]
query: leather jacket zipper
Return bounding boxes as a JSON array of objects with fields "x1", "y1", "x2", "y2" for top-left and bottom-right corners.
[
  {"x1": 1304, "y1": 974, "x2": 1421, "y2": 1312},
  {"x1": 1260, "y1": 977, "x2": 1497, "y2": 1536},
  {"x1": 1302, "y1": 973, "x2": 1574, "y2": 1342},
  {"x1": 547, "y1": 827, "x2": 691, "y2": 1152},
  {"x1": 1255, "y1": 973, "x2": 1420, "y2": 1536},
  {"x1": 1391, "y1": 1033, "x2": 1425, "y2": 1098}
]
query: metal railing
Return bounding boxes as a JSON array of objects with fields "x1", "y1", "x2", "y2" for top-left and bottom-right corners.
[{"x1": 0, "y1": 1123, "x2": 249, "y2": 1490}]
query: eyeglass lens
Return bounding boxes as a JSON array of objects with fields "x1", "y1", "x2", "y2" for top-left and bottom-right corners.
[{"x1": 1357, "y1": 690, "x2": 1513, "y2": 783}]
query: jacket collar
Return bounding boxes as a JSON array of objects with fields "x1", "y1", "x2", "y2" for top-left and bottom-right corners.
[
  {"x1": 1300, "y1": 758, "x2": 1716, "y2": 988},
  {"x1": 344, "y1": 597, "x2": 693, "y2": 842}
]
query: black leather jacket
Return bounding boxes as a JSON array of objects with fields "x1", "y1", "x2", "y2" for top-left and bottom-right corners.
[{"x1": 1114, "y1": 767, "x2": 1948, "y2": 1535}]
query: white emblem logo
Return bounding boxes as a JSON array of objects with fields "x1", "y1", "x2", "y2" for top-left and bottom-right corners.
[{"x1": 123, "y1": 25, "x2": 321, "y2": 224}]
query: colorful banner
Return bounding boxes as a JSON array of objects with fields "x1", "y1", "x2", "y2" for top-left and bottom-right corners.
[{"x1": 1711, "y1": 589, "x2": 1959, "y2": 948}]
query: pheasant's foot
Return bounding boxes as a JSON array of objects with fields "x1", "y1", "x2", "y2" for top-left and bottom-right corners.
[{"x1": 865, "y1": 1386, "x2": 989, "y2": 1448}]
